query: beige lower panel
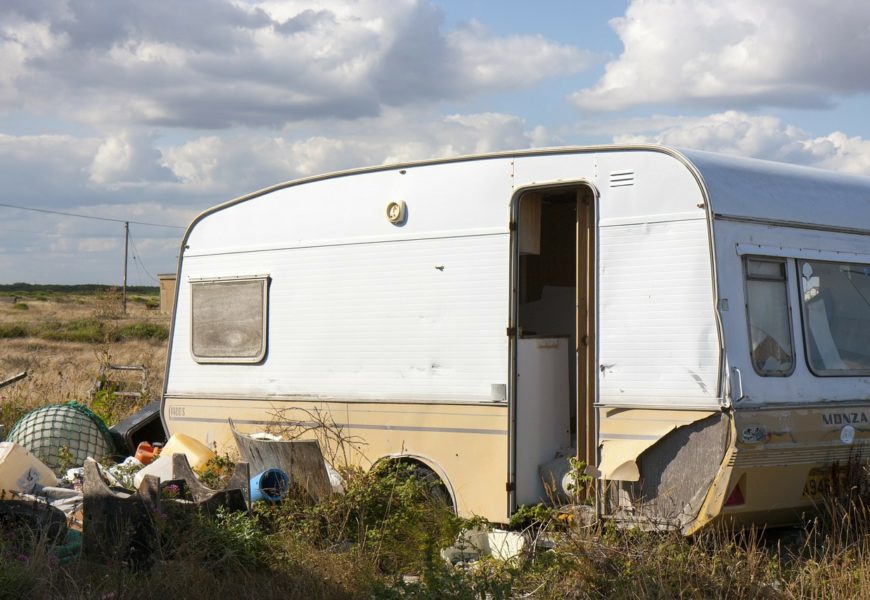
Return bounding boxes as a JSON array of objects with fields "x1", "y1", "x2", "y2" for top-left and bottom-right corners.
[
  {"x1": 596, "y1": 408, "x2": 721, "y2": 481},
  {"x1": 163, "y1": 396, "x2": 509, "y2": 523},
  {"x1": 697, "y1": 402, "x2": 870, "y2": 531}
]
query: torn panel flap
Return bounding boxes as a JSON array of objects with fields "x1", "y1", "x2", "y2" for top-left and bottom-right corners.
[
  {"x1": 597, "y1": 439, "x2": 654, "y2": 482},
  {"x1": 596, "y1": 409, "x2": 721, "y2": 482}
]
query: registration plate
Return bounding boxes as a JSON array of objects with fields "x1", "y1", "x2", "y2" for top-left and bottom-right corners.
[{"x1": 802, "y1": 469, "x2": 847, "y2": 500}]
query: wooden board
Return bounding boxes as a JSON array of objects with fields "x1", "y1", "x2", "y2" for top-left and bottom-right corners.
[{"x1": 229, "y1": 419, "x2": 332, "y2": 501}]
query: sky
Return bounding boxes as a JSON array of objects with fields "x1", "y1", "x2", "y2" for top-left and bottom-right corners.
[{"x1": 1, "y1": 0, "x2": 869, "y2": 284}]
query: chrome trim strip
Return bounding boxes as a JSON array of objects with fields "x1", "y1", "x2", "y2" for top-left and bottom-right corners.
[
  {"x1": 163, "y1": 394, "x2": 508, "y2": 408},
  {"x1": 715, "y1": 213, "x2": 870, "y2": 237},
  {"x1": 168, "y1": 416, "x2": 508, "y2": 436}
]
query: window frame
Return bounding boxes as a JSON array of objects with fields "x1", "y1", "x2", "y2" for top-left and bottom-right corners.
[
  {"x1": 797, "y1": 258, "x2": 870, "y2": 378},
  {"x1": 742, "y1": 255, "x2": 796, "y2": 377},
  {"x1": 189, "y1": 274, "x2": 270, "y2": 364}
]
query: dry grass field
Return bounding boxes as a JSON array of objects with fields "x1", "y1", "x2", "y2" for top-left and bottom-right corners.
[
  {"x1": 0, "y1": 288, "x2": 168, "y2": 432},
  {"x1": 3, "y1": 288, "x2": 870, "y2": 598}
]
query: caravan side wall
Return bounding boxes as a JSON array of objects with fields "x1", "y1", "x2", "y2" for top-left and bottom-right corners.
[
  {"x1": 164, "y1": 148, "x2": 724, "y2": 524},
  {"x1": 164, "y1": 159, "x2": 516, "y2": 521}
]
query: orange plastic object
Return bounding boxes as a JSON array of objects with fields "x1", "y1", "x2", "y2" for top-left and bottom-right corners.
[{"x1": 134, "y1": 441, "x2": 161, "y2": 466}]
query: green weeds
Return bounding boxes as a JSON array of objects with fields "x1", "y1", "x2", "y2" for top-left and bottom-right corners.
[
  {"x1": 117, "y1": 322, "x2": 168, "y2": 341},
  {"x1": 0, "y1": 319, "x2": 168, "y2": 343}
]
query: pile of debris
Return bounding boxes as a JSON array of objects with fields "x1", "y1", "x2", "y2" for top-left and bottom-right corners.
[{"x1": 0, "y1": 393, "x2": 339, "y2": 567}]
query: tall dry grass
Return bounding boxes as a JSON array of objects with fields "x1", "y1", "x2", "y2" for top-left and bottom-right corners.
[
  {"x1": 4, "y1": 290, "x2": 870, "y2": 598},
  {"x1": 0, "y1": 290, "x2": 167, "y2": 432}
]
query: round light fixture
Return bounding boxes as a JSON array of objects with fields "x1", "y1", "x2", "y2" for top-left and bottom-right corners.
[{"x1": 386, "y1": 200, "x2": 406, "y2": 224}]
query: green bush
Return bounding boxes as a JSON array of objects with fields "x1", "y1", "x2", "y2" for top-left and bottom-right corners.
[
  {"x1": 0, "y1": 323, "x2": 29, "y2": 338},
  {"x1": 11, "y1": 303, "x2": 28, "y2": 311},
  {"x1": 36, "y1": 319, "x2": 106, "y2": 343},
  {"x1": 117, "y1": 322, "x2": 169, "y2": 341},
  {"x1": 272, "y1": 461, "x2": 462, "y2": 575}
]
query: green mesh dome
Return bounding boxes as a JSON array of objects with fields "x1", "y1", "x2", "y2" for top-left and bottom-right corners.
[{"x1": 7, "y1": 402, "x2": 116, "y2": 474}]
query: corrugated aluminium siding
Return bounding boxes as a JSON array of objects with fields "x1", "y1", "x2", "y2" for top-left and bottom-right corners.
[
  {"x1": 167, "y1": 234, "x2": 510, "y2": 401},
  {"x1": 598, "y1": 218, "x2": 719, "y2": 405}
]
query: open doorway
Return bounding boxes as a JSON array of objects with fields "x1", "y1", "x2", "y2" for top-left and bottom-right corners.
[{"x1": 514, "y1": 185, "x2": 595, "y2": 505}]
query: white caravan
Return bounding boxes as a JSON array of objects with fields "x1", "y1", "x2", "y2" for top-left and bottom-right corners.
[{"x1": 162, "y1": 146, "x2": 870, "y2": 532}]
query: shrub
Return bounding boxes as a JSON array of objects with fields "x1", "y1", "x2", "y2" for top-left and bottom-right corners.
[
  {"x1": 0, "y1": 323, "x2": 29, "y2": 338},
  {"x1": 117, "y1": 322, "x2": 169, "y2": 341},
  {"x1": 272, "y1": 461, "x2": 462, "y2": 575},
  {"x1": 36, "y1": 319, "x2": 106, "y2": 343},
  {"x1": 11, "y1": 303, "x2": 28, "y2": 311}
]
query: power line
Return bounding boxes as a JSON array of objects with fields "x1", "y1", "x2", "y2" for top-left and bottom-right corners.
[
  {"x1": 128, "y1": 231, "x2": 158, "y2": 283},
  {"x1": 0, "y1": 202, "x2": 185, "y2": 229}
]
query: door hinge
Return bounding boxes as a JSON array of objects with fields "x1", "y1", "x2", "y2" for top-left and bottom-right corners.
[
  {"x1": 509, "y1": 221, "x2": 517, "y2": 232},
  {"x1": 506, "y1": 326, "x2": 517, "y2": 338},
  {"x1": 506, "y1": 481, "x2": 515, "y2": 492}
]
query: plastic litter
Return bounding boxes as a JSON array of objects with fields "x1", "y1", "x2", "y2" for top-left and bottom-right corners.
[
  {"x1": 54, "y1": 528, "x2": 82, "y2": 564},
  {"x1": 440, "y1": 528, "x2": 527, "y2": 565},
  {"x1": 325, "y1": 462, "x2": 345, "y2": 494},
  {"x1": 249, "y1": 468, "x2": 289, "y2": 503},
  {"x1": 6, "y1": 402, "x2": 116, "y2": 473},
  {"x1": 132, "y1": 433, "x2": 214, "y2": 488},
  {"x1": 109, "y1": 400, "x2": 165, "y2": 455},
  {"x1": 134, "y1": 441, "x2": 162, "y2": 465},
  {"x1": 0, "y1": 441, "x2": 58, "y2": 494},
  {"x1": 160, "y1": 433, "x2": 214, "y2": 470},
  {"x1": 132, "y1": 454, "x2": 173, "y2": 489},
  {"x1": 104, "y1": 456, "x2": 144, "y2": 489}
]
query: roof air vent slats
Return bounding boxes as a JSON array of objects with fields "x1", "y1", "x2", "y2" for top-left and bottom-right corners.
[{"x1": 609, "y1": 170, "x2": 635, "y2": 187}]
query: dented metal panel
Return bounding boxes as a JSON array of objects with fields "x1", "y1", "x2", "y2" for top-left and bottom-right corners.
[{"x1": 598, "y1": 219, "x2": 719, "y2": 407}]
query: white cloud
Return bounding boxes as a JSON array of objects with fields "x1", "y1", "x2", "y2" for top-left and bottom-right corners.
[
  {"x1": 160, "y1": 110, "x2": 551, "y2": 192},
  {"x1": 572, "y1": 0, "x2": 870, "y2": 111},
  {"x1": 614, "y1": 110, "x2": 870, "y2": 175},
  {"x1": 89, "y1": 131, "x2": 177, "y2": 187},
  {"x1": 0, "y1": 0, "x2": 589, "y2": 128}
]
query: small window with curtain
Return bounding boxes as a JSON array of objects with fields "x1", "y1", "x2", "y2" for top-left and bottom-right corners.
[
  {"x1": 190, "y1": 276, "x2": 269, "y2": 363},
  {"x1": 744, "y1": 257, "x2": 794, "y2": 375}
]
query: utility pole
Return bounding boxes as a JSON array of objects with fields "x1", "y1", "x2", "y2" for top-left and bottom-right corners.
[{"x1": 122, "y1": 221, "x2": 129, "y2": 314}]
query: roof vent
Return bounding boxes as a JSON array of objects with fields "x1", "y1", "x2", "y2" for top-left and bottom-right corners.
[{"x1": 609, "y1": 170, "x2": 635, "y2": 187}]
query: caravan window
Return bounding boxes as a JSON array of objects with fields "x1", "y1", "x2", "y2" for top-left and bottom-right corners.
[
  {"x1": 190, "y1": 276, "x2": 269, "y2": 363},
  {"x1": 799, "y1": 260, "x2": 870, "y2": 375},
  {"x1": 744, "y1": 258, "x2": 794, "y2": 375}
]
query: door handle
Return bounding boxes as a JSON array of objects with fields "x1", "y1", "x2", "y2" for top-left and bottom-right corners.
[{"x1": 730, "y1": 367, "x2": 746, "y2": 402}]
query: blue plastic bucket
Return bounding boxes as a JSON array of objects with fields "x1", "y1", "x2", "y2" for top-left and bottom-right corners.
[{"x1": 250, "y1": 468, "x2": 290, "y2": 503}]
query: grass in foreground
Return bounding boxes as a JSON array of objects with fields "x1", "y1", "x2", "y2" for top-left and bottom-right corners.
[
  {"x1": 5, "y1": 463, "x2": 870, "y2": 599},
  {"x1": 3, "y1": 291, "x2": 870, "y2": 598}
]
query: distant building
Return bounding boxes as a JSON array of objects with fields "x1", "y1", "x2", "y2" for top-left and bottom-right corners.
[{"x1": 158, "y1": 273, "x2": 177, "y2": 315}]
